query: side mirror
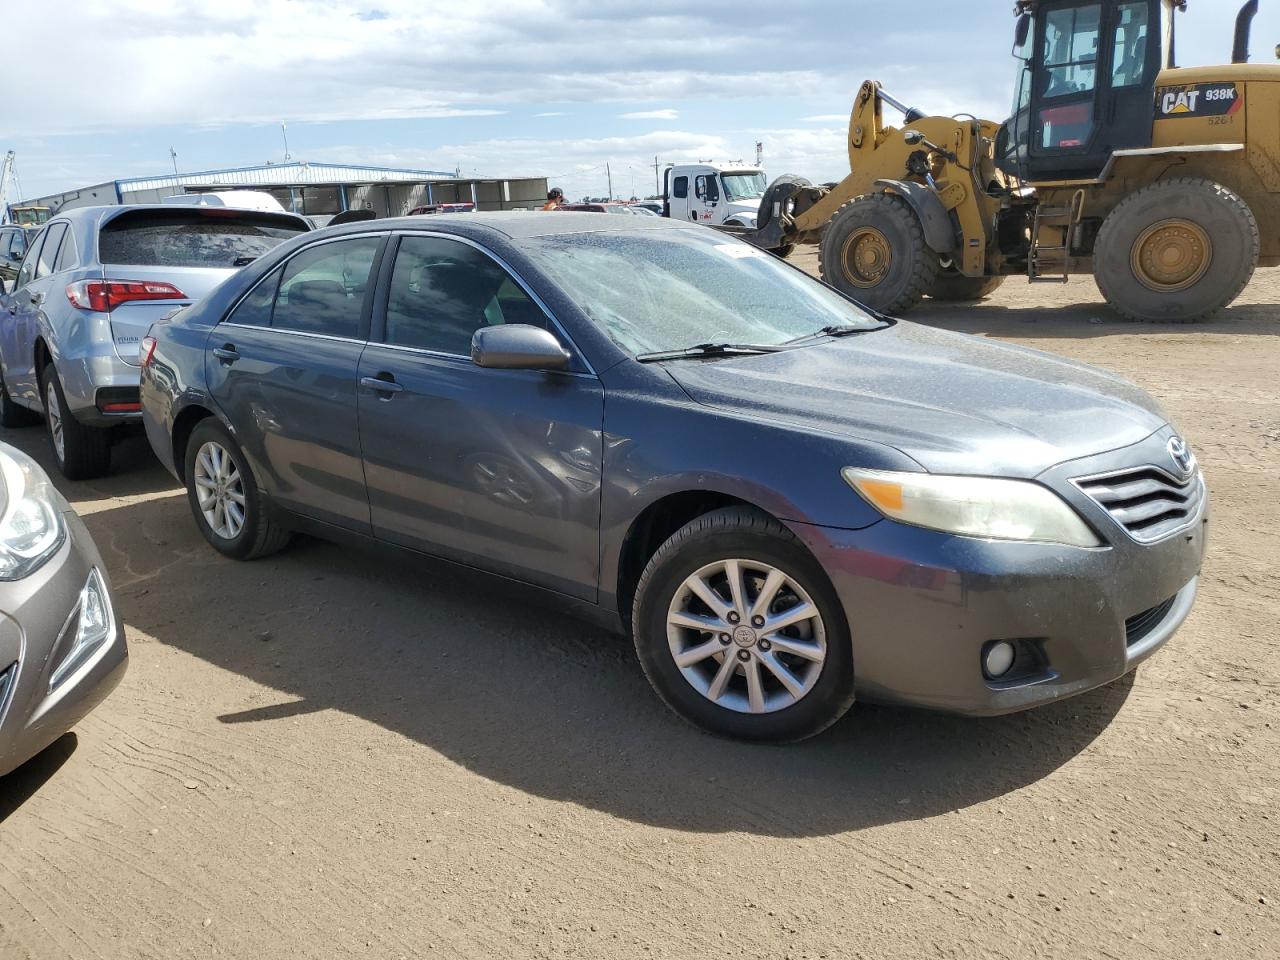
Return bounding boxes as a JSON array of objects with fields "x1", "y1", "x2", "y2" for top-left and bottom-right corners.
[
  {"x1": 7, "y1": 250, "x2": 21, "y2": 262},
  {"x1": 471, "y1": 324, "x2": 571, "y2": 371},
  {"x1": 1013, "y1": 12, "x2": 1032, "y2": 57},
  {"x1": 902, "y1": 129, "x2": 926, "y2": 146}
]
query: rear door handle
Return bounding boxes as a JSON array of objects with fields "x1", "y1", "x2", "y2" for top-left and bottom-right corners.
[
  {"x1": 361, "y1": 374, "x2": 403, "y2": 396},
  {"x1": 213, "y1": 344, "x2": 240, "y2": 364}
]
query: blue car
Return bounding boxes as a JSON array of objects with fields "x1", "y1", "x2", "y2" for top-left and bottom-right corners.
[{"x1": 138, "y1": 213, "x2": 1206, "y2": 741}]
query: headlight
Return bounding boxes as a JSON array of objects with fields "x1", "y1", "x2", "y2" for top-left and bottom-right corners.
[
  {"x1": 49, "y1": 567, "x2": 116, "y2": 690},
  {"x1": 842, "y1": 468, "x2": 1101, "y2": 547},
  {"x1": 0, "y1": 445, "x2": 65, "y2": 580}
]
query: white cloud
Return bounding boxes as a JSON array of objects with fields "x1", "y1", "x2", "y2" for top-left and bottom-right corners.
[
  {"x1": 535, "y1": 112, "x2": 568, "y2": 118},
  {"x1": 800, "y1": 114, "x2": 847, "y2": 123},
  {"x1": 619, "y1": 109, "x2": 679, "y2": 121}
]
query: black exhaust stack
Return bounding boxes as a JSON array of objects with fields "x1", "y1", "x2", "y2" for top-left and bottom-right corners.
[{"x1": 1233, "y1": 0, "x2": 1260, "y2": 64}]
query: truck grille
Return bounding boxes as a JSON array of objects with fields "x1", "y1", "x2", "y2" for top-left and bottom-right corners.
[{"x1": 1074, "y1": 466, "x2": 1204, "y2": 543}]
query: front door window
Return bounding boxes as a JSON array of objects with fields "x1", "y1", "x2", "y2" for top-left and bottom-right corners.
[{"x1": 1038, "y1": 4, "x2": 1102, "y2": 150}]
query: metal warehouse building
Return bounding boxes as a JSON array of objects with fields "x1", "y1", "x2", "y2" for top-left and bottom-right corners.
[{"x1": 22, "y1": 161, "x2": 549, "y2": 216}]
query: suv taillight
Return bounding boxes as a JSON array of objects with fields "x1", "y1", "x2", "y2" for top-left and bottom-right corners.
[{"x1": 66, "y1": 280, "x2": 187, "y2": 313}]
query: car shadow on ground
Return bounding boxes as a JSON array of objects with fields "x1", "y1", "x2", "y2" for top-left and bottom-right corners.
[
  {"x1": 46, "y1": 460, "x2": 1133, "y2": 837},
  {"x1": 0, "y1": 734, "x2": 77, "y2": 823},
  {"x1": 908, "y1": 298, "x2": 1280, "y2": 340}
]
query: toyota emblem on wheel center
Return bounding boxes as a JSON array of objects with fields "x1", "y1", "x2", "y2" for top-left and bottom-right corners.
[{"x1": 1168, "y1": 436, "x2": 1196, "y2": 477}]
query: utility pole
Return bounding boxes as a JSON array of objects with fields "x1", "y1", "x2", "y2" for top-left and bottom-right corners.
[
  {"x1": 170, "y1": 147, "x2": 179, "y2": 175},
  {"x1": 606, "y1": 162, "x2": 613, "y2": 201},
  {"x1": 652, "y1": 155, "x2": 661, "y2": 196},
  {"x1": 755, "y1": 141, "x2": 764, "y2": 166},
  {"x1": 281, "y1": 122, "x2": 291, "y2": 162}
]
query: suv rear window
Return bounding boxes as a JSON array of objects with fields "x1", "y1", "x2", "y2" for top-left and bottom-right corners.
[{"x1": 99, "y1": 211, "x2": 305, "y2": 269}]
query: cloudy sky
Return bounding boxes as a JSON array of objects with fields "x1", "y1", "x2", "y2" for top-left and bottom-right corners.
[{"x1": 3, "y1": 0, "x2": 1275, "y2": 201}]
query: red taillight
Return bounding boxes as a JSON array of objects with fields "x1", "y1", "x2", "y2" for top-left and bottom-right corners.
[
  {"x1": 101, "y1": 402, "x2": 142, "y2": 413},
  {"x1": 139, "y1": 336, "x2": 158, "y2": 369},
  {"x1": 66, "y1": 280, "x2": 187, "y2": 313}
]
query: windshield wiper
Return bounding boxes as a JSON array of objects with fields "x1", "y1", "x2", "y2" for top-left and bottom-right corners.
[
  {"x1": 635, "y1": 342, "x2": 785, "y2": 363},
  {"x1": 783, "y1": 323, "x2": 886, "y2": 344}
]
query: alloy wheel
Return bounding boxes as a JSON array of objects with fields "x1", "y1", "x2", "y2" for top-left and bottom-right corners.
[
  {"x1": 45, "y1": 381, "x2": 64, "y2": 463},
  {"x1": 665, "y1": 558, "x2": 827, "y2": 714},
  {"x1": 193, "y1": 441, "x2": 247, "y2": 540}
]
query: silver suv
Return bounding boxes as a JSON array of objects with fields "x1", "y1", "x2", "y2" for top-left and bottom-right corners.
[{"x1": 0, "y1": 205, "x2": 309, "y2": 479}]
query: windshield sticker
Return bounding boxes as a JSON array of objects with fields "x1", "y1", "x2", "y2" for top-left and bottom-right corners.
[
  {"x1": 715, "y1": 244, "x2": 768, "y2": 259},
  {"x1": 1156, "y1": 82, "x2": 1243, "y2": 120}
]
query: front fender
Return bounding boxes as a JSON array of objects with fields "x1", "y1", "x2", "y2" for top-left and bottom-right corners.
[{"x1": 873, "y1": 178, "x2": 958, "y2": 254}]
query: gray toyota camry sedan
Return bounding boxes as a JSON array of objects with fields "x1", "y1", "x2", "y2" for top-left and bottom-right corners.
[
  {"x1": 0, "y1": 441, "x2": 126, "y2": 775},
  {"x1": 139, "y1": 213, "x2": 1206, "y2": 742}
]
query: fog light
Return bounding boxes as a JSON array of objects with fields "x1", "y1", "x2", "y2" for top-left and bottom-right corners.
[{"x1": 984, "y1": 641, "x2": 1016, "y2": 679}]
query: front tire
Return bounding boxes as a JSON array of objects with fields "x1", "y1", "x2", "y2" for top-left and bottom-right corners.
[
  {"x1": 41, "y1": 364, "x2": 110, "y2": 480},
  {"x1": 819, "y1": 193, "x2": 939, "y2": 314},
  {"x1": 1093, "y1": 177, "x2": 1259, "y2": 322},
  {"x1": 631, "y1": 507, "x2": 854, "y2": 742},
  {"x1": 183, "y1": 418, "x2": 290, "y2": 560},
  {"x1": 0, "y1": 372, "x2": 39, "y2": 428}
]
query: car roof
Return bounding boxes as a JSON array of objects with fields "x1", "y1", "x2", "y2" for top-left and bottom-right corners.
[
  {"x1": 36, "y1": 204, "x2": 310, "y2": 227},
  {"x1": 320, "y1": 210, "x2": 695, "y2": 242}
]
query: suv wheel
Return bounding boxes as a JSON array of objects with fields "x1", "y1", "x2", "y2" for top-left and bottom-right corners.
[
  {"x1": 41, "y1": 364, "x2": 111, "y2": 480},
  {"x1": 184, "y1": 418, "x2": 291, "y2": 560},
  {"x1": 632, "y1": 506, "x2": 855, "y2": 742}
]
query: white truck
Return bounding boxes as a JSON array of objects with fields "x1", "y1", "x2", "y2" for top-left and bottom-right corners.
[
  {"x1": 661, "y1": 162, "x2": 769, "y2": 229},
  {"x1": 661, "y1": 162, "x2": 797, "y2": 257}
]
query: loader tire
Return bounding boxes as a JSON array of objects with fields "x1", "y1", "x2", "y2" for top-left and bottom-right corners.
[
  {"x1": 927, "y1": 272, "x2": 1005, "y2": 302},
  {"x1": 1093, "y1": 177, "x2": 1258, "y2": 322},
  {"x1": 819, "y1": 193, "x2": 938, "y2": 315}
]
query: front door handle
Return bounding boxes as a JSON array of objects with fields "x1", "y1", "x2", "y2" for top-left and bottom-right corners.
[
  {"x1": 213, "y1": 344, "x2": 240, "y2": 364},
  {"x1": 29, "y1": 291, "x2": 45, "y2": 306},
  {"x1": 361, "y1": 374, "x2": 403, "y2": 397}
]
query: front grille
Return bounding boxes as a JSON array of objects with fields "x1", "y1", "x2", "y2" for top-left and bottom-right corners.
[
  {"x1": 1125, "y1": 595, "x2": 1177, "y2": 647},
  {"x1": 1074, "y1": 466, "x2": 1204, "y2": 543}
]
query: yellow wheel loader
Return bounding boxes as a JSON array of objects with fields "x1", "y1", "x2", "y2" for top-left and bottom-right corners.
[{"x1": 750, "y1": 0, "x2": 1276, "y2": 321}]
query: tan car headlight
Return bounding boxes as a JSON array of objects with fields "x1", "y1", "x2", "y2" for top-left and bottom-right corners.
[{"x1": 843, "y1": 468, "x2": 1102, "y2": 547}]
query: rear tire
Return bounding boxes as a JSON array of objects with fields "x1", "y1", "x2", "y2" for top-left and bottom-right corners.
[
  {"x1": 927, "y1": 271, "x2": 1005, "y2": 302},
  {"x1": 1093, "y1": 177, "x2": 1258, "y2": 322},
  {"x1": 0, "y1": 372, "x2": 39, "y2": 428},
  {"x1": 819, "y1": 193, "x2": 939, "y2": 315},
  {"x1": 631, "y1": 506, "x2": 855, "y2": 743},
  {"x1": 184, "y1": 419, "x2": 291, "y2": 560},
  {"x1": 41, "y1": 364, "x2": 110, "y2": 480}
]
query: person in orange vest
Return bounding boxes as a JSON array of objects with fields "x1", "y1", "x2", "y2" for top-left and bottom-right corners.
[{"x1": 542, "y1": 187, "x2": 565, "y2": 211}]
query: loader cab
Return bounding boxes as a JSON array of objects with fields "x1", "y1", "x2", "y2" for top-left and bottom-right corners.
[{"x1": 997, "y1": 0, "x2": 1172, "y2": 182}]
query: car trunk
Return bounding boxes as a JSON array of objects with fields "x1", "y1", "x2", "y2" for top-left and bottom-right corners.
[{"x1": 97, "y1": 208, "x2": 306, "y2": 365}]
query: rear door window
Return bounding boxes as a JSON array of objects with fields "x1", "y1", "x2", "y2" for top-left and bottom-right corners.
[
  {"x1": 54, "y1": 230, "x2": 78, "y2": 273},
  {"x1": 272, "y1": 237, "x2": 381, "y2": 338},
  {"x1": 98, "y1": 211, "x2": 306, "y2": 268},
  {"x1": 35, "y1": 223, "x2": 67, "y2": 279}
]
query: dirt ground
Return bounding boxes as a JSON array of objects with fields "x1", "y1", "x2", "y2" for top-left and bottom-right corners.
[{"x1": 1, "y1": 259, "x2": 1277, "y2": 960}]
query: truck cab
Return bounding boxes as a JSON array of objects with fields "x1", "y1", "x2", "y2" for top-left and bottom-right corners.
[{"x1": 663, "y1": 163, "x2": 768, "y2": 227}]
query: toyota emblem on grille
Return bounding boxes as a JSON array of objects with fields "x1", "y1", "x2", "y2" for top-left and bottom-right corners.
[{"x1": 1167, "y1": 436, "x2": 1196, "y2": 477}]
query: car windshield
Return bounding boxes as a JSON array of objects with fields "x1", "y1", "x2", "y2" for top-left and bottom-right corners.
[
  {"x1": 99, "y1": 212, "x2": 305, "y2": 268},
  {"x1": 720, "y1": 172, "x2": 767, "y2": 201},
  {"x1": 520, "y1": 229, "x2": 881, "y2": 355}
]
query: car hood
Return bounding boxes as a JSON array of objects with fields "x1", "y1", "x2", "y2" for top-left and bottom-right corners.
[{"x1": 664, "y1": 321, "x2": 1167, "y2": 478}]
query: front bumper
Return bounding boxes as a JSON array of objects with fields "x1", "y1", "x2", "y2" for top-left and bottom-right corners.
[
  {"x1": 788, "y1": 470, "x2": 1207, "y2": 717},
  {"x1": 0, "y1": 509, "x2": 127, "y2": 776}
]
